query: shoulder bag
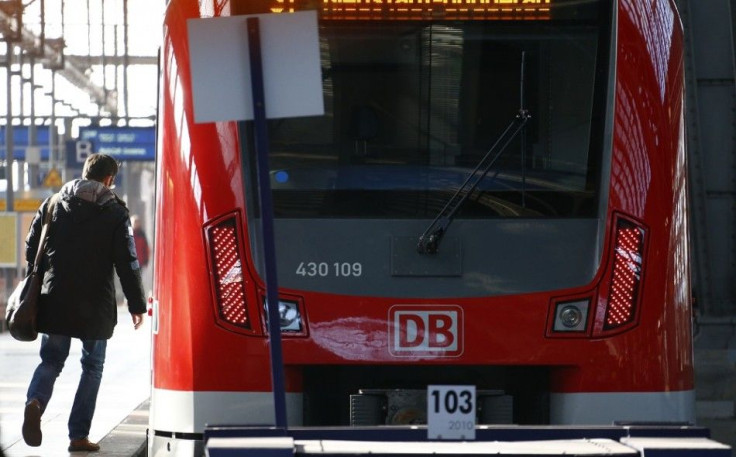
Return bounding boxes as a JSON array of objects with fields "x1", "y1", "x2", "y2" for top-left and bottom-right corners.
[{"x1": 5, "y1": 194, "x2": 58, "y2": 342}]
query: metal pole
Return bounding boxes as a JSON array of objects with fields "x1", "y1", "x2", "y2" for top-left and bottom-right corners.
[
  {"x1": 246, "y1": 16, "x2": 288, "y2": 430},
  {"x1": 5, "y1": 45, "x2": 16, "y2": 298},
  {"x1": 49, "y1": 70, "x2": 55, "y2": 173},
  {"x1": 123, "y1": 0, "x2": 129, "y2": 121},
  {"x1": 29, "y1": 56, "x2": 38, "y2": 188},
  {"x1": 86, "y1": 0, "x2": 92, "y2": 70},
  {"x1": 114, "y1": 23, "x2": 119, "y2": 119},
  {"x1": 6, "y1": 46, "x2": 15, "y2": 212},
  {"x1": 101, "y1": 0, "x2": 107, "y2": 110},
  {"x1": 40, "y1": 0, "x2": 45, "y2": 48}
]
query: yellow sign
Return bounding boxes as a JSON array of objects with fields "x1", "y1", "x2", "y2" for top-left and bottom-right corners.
[
  {"x1": 43, "y1": 168, "x2": 63, "y2": 188},
  {"x1": 269, "y1": 0, "x2": 552, "y2": 19},
  {"x1": 0, "y1": 213, "x2": 18, "y2": 267},
  {"x1": 0, "y1": 199, "x2": 44, "y2": 212}
]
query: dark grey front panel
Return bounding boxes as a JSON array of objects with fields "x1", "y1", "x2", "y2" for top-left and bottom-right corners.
[
  {"x1": 253, "y1": 219, "x2": 600, "y2": 298},
  {"x1": 391, "y1": 236, "x2": 463, "y2": 277}
]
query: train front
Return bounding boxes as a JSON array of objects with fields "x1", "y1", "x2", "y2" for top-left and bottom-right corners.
[{"x1": 151, "y1": 0, "x2": 693, "y2": 454}]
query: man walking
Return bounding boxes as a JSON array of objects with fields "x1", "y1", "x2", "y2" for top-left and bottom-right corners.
[{"x1": 21, "y1": 153, "x2": 147, "y2": 453}]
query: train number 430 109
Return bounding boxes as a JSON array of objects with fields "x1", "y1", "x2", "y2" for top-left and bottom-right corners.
[{"x1": 296, "y1": 261, "x2": 363, "y2": 277}]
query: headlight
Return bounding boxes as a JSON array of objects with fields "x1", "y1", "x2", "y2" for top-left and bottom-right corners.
[
  {"x1": 553, "y1": 299, "x2": 589, "y2": 332},
  {"x1": 560, "y1": 305, "x2": 583, "y2": 328},
  {"x1": 264, "y1": 299, "x2": 302, "y2": 332}
]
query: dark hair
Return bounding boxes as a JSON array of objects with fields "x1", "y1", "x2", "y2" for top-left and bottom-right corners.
[{"x1": 82, "y1": 153, "x2": 119, "y2": 181}]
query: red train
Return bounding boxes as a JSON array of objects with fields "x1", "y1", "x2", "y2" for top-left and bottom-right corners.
[{"x1": 150, "y1": 0, "x2": 693, "y2": 454}]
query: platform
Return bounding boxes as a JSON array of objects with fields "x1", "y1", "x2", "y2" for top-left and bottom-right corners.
[
  {"x1": 202, "y1": 425, "x2": 731, "y2": 457},
  {"x1": 0, "y1": 305, "x2": 150, "y2": 456}
]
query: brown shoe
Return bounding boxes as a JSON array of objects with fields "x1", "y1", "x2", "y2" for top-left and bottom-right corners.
[
  {"x1": 22, "y1": 399, "x2": 42, "y2": 447},
  {"x1": 68, "y1": 437, "x2": 100, "y2": 452}
]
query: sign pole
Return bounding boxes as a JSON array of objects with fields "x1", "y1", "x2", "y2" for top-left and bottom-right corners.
[{"x1": 246, "y1": 16, "x2": 288, "y2": 430}]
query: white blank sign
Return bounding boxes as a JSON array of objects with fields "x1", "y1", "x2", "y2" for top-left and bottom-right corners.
[{"x1": 187, "y1": 11, "x2": 324, "y2": 123}]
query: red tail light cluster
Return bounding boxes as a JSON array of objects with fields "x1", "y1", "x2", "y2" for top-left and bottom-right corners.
[
  {"x1": 548, "y1": 216, "x2": 647, "y2": 337},
  {"x1": 603, "y1": 218, "x2": 645, "y2": 331},
  {"x1": 206, "y1": 216, "x2": 250, "y2": 329}
]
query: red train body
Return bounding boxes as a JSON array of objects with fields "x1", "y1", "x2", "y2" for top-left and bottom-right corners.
[{"x1": 150, "y1": 0, "x2": 693, "y2": 455}]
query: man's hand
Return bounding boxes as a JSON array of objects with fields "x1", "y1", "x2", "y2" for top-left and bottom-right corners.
[{"x1": 131, "y1": 313, "x2": 145, "y2": 330}]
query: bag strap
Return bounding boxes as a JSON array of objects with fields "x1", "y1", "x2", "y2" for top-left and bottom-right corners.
[{"x1": 31, "y1": 193, "x2": 59, "y2": 274}]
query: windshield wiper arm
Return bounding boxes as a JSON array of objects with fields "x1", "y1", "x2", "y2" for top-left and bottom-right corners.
[{"x1": 416, "y1": 109, "x2": 531, "y2": 255}]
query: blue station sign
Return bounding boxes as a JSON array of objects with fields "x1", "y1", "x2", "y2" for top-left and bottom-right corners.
[
  {"x1": 74, "y1": 126, "x2": 156, "y2": 164},
  {"x1": 0, "y1": 126, "x2": 52, "y2": 161}
]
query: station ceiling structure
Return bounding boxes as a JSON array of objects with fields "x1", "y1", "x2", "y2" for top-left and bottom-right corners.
[{"x1": 0, "y1": 0, "x2": 159, "y2": 124}]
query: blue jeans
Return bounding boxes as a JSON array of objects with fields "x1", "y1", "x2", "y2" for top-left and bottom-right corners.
[{"x1": 26, "y1": 334, "x2": 107, "y2": 440}]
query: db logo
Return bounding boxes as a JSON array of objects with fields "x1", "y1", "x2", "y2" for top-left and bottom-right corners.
[{"x1": 388, "y1": 305, "x2": 463, "y2": 357}]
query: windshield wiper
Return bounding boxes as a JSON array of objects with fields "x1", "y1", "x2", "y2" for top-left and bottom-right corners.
[{"x1": 416, "y1": 108, "x2": 531, "y2": 255}]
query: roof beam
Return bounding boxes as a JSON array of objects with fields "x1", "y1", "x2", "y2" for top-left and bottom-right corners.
[{"x1": 65, "y1": 54, "x2": 158, "y2": 66}]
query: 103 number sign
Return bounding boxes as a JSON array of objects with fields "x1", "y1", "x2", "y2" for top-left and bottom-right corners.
[{"x1": 427, "y1": 385, "x2": 476, "y2": 440}]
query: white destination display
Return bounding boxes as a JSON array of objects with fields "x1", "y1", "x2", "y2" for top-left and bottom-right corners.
[{"x1": 427, "y1": 385, "x2": 476, "y2": 440}]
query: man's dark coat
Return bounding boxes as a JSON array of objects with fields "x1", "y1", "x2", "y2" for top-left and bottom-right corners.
[{"x1": 25, "y1": 179, "x2": 147, "y2": 340}]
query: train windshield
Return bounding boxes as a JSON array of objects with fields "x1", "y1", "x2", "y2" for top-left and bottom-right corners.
[{"x1": 248, "y1": 2, "x2": 611, "y2": 219}]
